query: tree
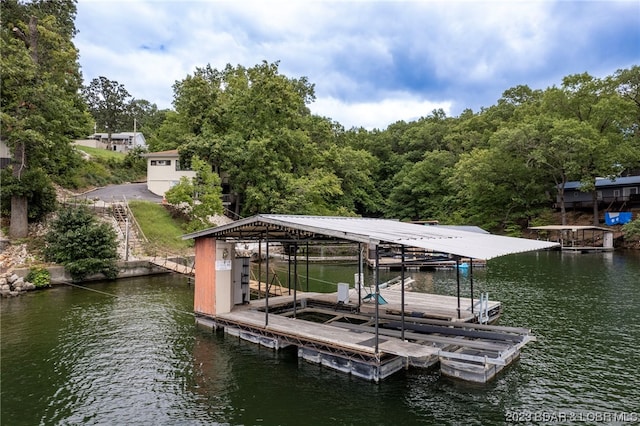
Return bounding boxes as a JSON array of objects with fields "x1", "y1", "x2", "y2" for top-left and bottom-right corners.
[
  {"x1": 386, "y1": 150, "x2": 457, "y2": 221},
  {"x1": 1, "y1": 0, "x2": 91, "y2": 238},
  {"x1": 128, "y1": 98, "x2": 167, "y2": 149},
  {"x1": 164, "y1": 155, "x2": 223, "y2": 231},
  {"x1": 83, "y1": 76, "x2": 132, "y2": 148},
  {"x1": 44, "y1": 206, "x2": 119, "y2": 281},
  {"x1": 541, "y1": 74, "x2": 634, "y2": 225},
  {"x1": 172, "y1": 61, "x2": 321, "y2": 216}
]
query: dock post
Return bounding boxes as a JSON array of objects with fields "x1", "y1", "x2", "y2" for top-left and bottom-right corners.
[
  {"x1": 470, "y1": 258, "x2": 474, "y2": 314},
  {"x1": 375, "y1": 244, "x2": 380, "y2": 354},
  {"x1": 306, "y1": 241, "x2": 310, "y2": 292},
  {"x1": 258, "y1": 241, "x2": 262, "y2": 298},
  {"x1": 265, "y1": 228, "x2": 269, "y2": 327},
  {"x1": 401, "y1": 245, "x2": 406, "y2": 341},
  {"x1": 456, "y1": 257, "x2": 461, "y2": 319},
  {"x1": 293, "y1": 241, "x2": 298, "y2": 319},
  {"x1": 357, "y1": 243, "x2": 362, "y2": 310}
]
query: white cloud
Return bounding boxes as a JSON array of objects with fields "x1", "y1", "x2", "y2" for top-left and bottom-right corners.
[
  {"x1": 74, "y1": 0, "x2": 639, "y2": 129},
  {"x1": 312, "y1": 94, "x2": 452, "y2": 130}
]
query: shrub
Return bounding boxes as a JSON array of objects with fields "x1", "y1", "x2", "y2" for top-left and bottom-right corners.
[
  {"x1": 44, "y1": 206, "x2": 119, "y2": 281},
  {"x1": 623, "y1": 219, "x2": 640, "y2": 241},
  {"x1": 0, "y1": 168, "x2": 57, "y2": 221},
  {"x1": 26, "y1": 267, "x2": 51, "y2": 288}
]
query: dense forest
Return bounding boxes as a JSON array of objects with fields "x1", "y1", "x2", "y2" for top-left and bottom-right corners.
[{"x1": 2, "y1": 0, "x2": 639, "y2": 239}]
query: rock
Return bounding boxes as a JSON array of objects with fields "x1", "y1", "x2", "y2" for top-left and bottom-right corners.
[
  {"x1": 0, "y1": 277, "x2": 6, "y2": 286},
  {"x1": 7, "y1": 274, "x2": 19, "y2": 284}
]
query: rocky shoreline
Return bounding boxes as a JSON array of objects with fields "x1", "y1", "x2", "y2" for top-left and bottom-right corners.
[
  {"x1": 0, "y1": 271, "x2": 39, "y2": 297},
  {"x1": 0, "y1": 242, "x2": 41, "y2": 297}
]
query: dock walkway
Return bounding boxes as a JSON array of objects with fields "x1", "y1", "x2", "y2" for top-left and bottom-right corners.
[
  {"x1": 147, "y1": 257, "x2": 194, "y2": 275},
  {"x1": 200, "y1": 289, "x2": 531, "y2": 383}
]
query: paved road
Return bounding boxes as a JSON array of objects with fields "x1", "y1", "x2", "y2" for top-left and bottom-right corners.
[{"x1": 76, "y1": 182, "x2": 163, "y2": 203}]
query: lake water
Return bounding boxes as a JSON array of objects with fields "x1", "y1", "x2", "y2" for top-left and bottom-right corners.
[{"x1": 2, "y1": 250, "x2": 639, "y2": 425}]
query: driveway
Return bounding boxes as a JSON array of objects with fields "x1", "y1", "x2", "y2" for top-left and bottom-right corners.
[{"x1": 76, "y1": 183, "x2": 163, "y2": 203}]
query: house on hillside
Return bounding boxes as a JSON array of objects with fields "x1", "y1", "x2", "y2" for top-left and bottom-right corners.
[
  {"x1": 142, "y1": 150, "x2": 197, "y2": 196},
  {"x1": 74, "y1": 132, "x2": 147, "y2": 153},
  {"x1": 560, "y1": 176, "x2": 640, "y2": 209}
]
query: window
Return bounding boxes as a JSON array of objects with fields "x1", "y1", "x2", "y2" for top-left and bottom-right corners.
[{"x1": 150, "y1": 160, "x2": 171, "y2": 166}]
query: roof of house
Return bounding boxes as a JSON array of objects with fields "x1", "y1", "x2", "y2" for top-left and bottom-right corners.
[
  {"x1": 563, "y1": 176, "x2": 640, "y2": 190},
  {"x1": 183, "y1": 214, "x2": 559, "y2": 260},
  {"x1": 142, "y1": 149, "x2": 179, "y2": 158},
  {"x1": 93, "y1": 132, "x2": 142, "y2": 138}
]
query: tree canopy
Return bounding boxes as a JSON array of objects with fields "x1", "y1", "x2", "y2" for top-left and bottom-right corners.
[
  {"x1": 1, "y1": 0, "x2": 91, "y2": 237},
  {"x1": 2, "y1": 0, "x2": 638, "y2": 235}
]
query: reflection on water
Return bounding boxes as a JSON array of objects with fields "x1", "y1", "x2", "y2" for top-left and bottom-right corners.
[{"x1": 1, "y1": 251, "x2": 639, "y2": 425}]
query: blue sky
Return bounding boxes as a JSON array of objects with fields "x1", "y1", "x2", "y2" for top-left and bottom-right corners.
[{"x1": 74, "y1": 0, "x2": 640, "y2": 130}]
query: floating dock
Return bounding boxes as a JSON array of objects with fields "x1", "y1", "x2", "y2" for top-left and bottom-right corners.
[
  {"x1": 184, "y1": 215, "x2": 557, "y2": 384},
  {"x1": 196, "y1": 288, "x2": 533, "y2": 383}
]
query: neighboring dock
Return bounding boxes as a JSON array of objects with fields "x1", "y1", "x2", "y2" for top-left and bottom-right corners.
[
  {"x1": 197, "y1": 287, "x2": 531, "y2": 383},
  {"x1": 369, "y1": 256, "x2": 486, "y2": 270},
  {"x1": 529, "y1": 225, "x2": 615, "y2": 252}
]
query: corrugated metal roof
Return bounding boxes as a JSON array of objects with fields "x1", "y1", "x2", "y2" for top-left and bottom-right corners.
[
  {"x1": 563, "y1": 176, "x2": 640, "y2": 190},
  {"x1": 184, "y1": 214, "x2": 559, "y2": 260}
]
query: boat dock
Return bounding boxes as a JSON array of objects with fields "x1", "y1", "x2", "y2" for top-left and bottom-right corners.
[
  {"x1": 529, "y1": 225, "x2": 615, "y2": 252},
  {"x1": 368, "y1": 256, "x2": 486, "y2": 270},
  {"x1": 184, "y1": 215, "x2": 557, "y2": 385},
  {"x1": 196, "y1": 288, "x2": 532, "y2": 383}
]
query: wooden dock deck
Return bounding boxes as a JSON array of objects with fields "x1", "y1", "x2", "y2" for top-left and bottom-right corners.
[
  {"x1": 147, "y1": 257, "x2": 194, "y2": 275},
  {"x1": 198, "y1": 289, "x2": 531, "y2": 383}
]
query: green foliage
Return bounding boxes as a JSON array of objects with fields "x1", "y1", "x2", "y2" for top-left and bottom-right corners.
[
  {"x1": 1, "y1": 0, "x2": 91, "y2": 237},
  {"x1": 128, "y1": 200, "x2": 193, "y2": 253},
  {"x1": 164, "y1": 155, "x2": 223, "y2": 231},
  {"x1": 44, "y1": 206, "x2": 119, "y2": 281},
  {"x1": 75, "y1": 145, "x2": 126, "y2": 160},
  {"x1": 26, "y1": 266, "x2": 51, "y2": 288},
  {"x1": 623, "y1": 219, "x2": 640, "y2": 241},
  {"x1": 82, "y1": 76, "x2": 132, "y2": 134},
  {"x1": 0, "y1": 168, "x2": 57, "y2": 221},
  {"x1": 55, "y1": 146, "x2": 147, "y2": 189}
]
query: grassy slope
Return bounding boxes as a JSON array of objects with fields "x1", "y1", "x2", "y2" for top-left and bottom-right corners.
[
  {"x1": 75, "y1": 145, "x2": 126, "y2": 160},
  {"x1": 128, "y1": 200, "x2": 193, "y2": 254}
]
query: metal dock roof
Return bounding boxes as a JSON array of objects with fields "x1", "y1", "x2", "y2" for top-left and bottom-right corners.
[{"x1": 184, "y1": 214, "x2": 559, "y2": 260}]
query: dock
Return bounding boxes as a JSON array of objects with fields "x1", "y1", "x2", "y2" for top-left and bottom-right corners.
[
  {"x1": 368, "y1": 256, "x2": 487, "y2": 270},
  {"x1": 529, "y1": 225, "x2": 614, "y2": 252},
  {"x1": 184, "y1": 215, "x2": 557, "y2": 384},
  {"x1": 148, "y1": 257, "x2": 195, "y2": 275},
  {"x1": 197, "y1": 288, "x2": 532, "y2": 383}
]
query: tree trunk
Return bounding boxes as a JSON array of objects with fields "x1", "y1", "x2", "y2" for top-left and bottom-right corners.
[
  {"x1": 9, "y1": 16, "x2": 38, "y2": 239},
  {"x1": 9, "y1": 196, "x2": 29, "y2": 238},
  {"x1": 559, "y1": 188, "x2": 567, "y2": 225}
]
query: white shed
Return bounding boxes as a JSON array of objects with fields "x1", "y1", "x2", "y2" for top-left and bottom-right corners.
[{"x1": 142, "y1": 149, "x2": 196, "y2": 196}]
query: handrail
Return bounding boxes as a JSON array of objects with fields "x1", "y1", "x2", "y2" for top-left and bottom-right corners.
[{"x1": 121, "y1": 195, "x2": 148, "y2": 243}]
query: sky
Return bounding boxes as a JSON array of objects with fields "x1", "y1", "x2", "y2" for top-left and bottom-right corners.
[{"x1": 74, "y1": 0, "x2": 640, "y2": 130}]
